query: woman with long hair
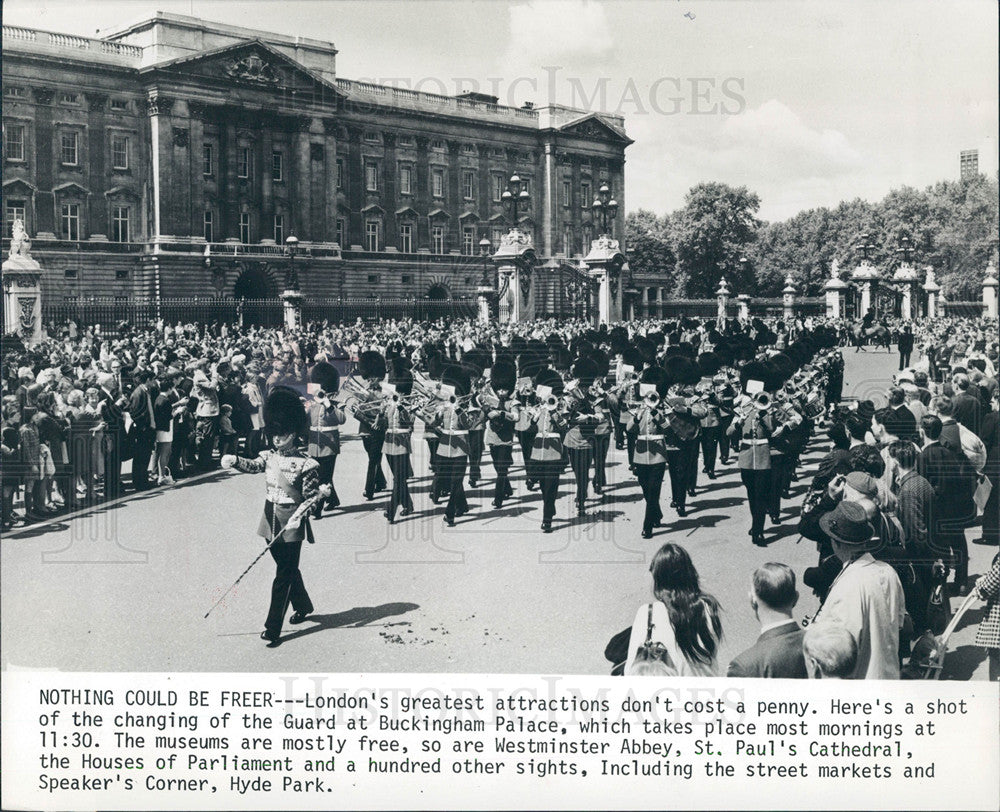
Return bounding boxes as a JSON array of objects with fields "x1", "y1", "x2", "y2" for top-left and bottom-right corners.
[{"x1": 625, "y1": 542, "x2": 723, "y2": 676}]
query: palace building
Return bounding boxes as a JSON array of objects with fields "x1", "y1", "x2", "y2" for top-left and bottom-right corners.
[{"x1": 2, "y1": 13, "x2": 631, "y2": 309}]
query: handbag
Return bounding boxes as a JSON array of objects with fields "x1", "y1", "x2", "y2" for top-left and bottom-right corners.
[
  {"x1": 605, "y1": 627, "x2": 631, "y2": 676},
  {"x1": 631, "y1": 603, "x2": 678, "y2": 675},
  {"x1": 925, "y1": 583, "x2": 952, "y2": 637}
]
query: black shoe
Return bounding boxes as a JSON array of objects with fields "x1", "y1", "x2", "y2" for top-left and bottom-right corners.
[
  {"x1": 669, "y1": 500, "x2": 678, "y2": 508},
  {"x1": 687, "y1": 488, "x2": 696, "y2": 497},
  {"x1": 593, "y1": 484, "x2": 603, "y2": 495},
  {"x1": 400, "y1": 507, "x2": 413, "y2": 517},
  {"x1": 541, "y1": 521, "x2": 552, "y2": 533},
  {"x1": 653, "y1": 520, "x2": 664, "y2": 527},
  {"x1": 383, "y1": 510, "x2": 395, "y2": 524},
  {"x1": 706, "y1": 471, "x2": 716, "y2": 479},
  {"x1": 641, "y1": 529, "x2": 653, "y2": 539},
  {"x1": 676, "y1": 506, "x2": 687, "y2": 517},
  {"x1": 326, "y1": 499, "x2": 340, "y2": 511},
  {"x1": 289, "y1": 610, "x2": 311, "y2": 625},
  {"x1": 577, "y1": 505, "x2": 586, "y2": 517},
  {"x1": 261, "y1": 629, "x2": 281, "y2": 644},
  {"x1": 973, "y1": 536, "x2": 1000, "y2": 546},
  {"x1": 429, "y1": 494, "x2": 440, "y2": 504},
  {"x1": 526, "y1": 480, "x2": 538, "y2": 491},
  {"x1": 444, "y1": 516, "x2": 455, "y2": 527},
  {"x1": 363, "y1": 492, "x2": 374, "y2": 501},
  {"x1": 468, "y1": 479, "x2": 478, "y2": 488},
  {"x1": 491, "y1": 499, "x2": 502, "y2": 508},
  {"x1": 770, "y1": 514, "x2": 782, "y2": 524},
  {"x1": 752, "y1": 534, "x2": 766, "y2": 547}
]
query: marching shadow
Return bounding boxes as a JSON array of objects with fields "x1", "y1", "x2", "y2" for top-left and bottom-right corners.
[
  {"x1": 660, "y1": 513, "x2": 728, "y2": 533},
  {"x1": 276, "y1": 602, "x2": 421, "y2": 645},
  {"x1": 689, "y1": 480, "x2": 740, "y2": 496},
  {"x1": 941, "y1": 644, "x2": 988, "y2": 681},
  {"x1": 559, "y1": 508, "x2": 625, "y2": 530},
  {"x1": 762, "y1": 524, "x2": 803, "y2": 544},
  {"x1": 689, "y1": 497, "x2": 744, "y2": 512}
]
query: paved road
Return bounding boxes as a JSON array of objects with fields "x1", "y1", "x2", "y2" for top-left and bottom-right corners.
[{"x1": 1, "y1": 346, "x2": 993, "y2": 679}]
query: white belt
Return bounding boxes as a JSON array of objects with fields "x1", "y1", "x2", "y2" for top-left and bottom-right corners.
[
  {"x1": 314, "y1": 426, "x2": 339, "y2": 432},
  {"x1": 386, "y1": 428, "x2": 411, "y2": 434},
  {"x1": 638, "y1": 434, "x2": 664, "y2": 440},
  {"x1": 536, "y1": 432, "x2": 560, "y2": 438},
  {"x1": 741, "y1": 438, "x2": 770, "y2": 445},
  {"x1": 440, "y1": 429, "x2": 469, "y2": 436}
]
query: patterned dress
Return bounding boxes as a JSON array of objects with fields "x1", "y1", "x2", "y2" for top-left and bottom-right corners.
[{"x1": 974, "y1": 555, "x2": 1000, "y2": 650}]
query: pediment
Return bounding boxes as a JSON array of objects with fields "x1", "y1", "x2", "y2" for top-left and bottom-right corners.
[
  {"x1": 558, "y1": 113, "x2": 633, "y2": 145},
  {"x1": 53, "y1": 182, "x2": 90, "y2": 196},
  {"x1": 361, "y1": 203, "x2": 385, "y2": 215},
  {"x1": 141, "y1": 40, "x2": 342, "y2": 105},
  {"x1": 2, "y1": 177, "x2": 36, "y2": 194},
  {"x1": 458, "y1": 211, "x2": 479, "y2": 222},
  {"x1": 395, "y1": 206, "x2": 418, "y2": 218},
  {"x1": 428, "y1": 209, "x2": 450, "y2": 220}
]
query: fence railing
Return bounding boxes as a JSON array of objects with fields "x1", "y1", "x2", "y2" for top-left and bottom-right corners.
[{"x1": 41, "y1": 297, "x2": 480, "y2": 330}]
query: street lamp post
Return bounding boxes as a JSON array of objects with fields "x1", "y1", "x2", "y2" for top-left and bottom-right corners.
[
  {"x1": 590, "y1": 182, "x2": 619, "y2": 237},
  {"x1": 476, "y1": 237, "x2": 494, "y2": 324},
  {"x1": 281, "y1": 234, "x2": 303, "y2": 330},
  {"x1": 501, "y1": 174, "x2": 530, "y2": 230}
]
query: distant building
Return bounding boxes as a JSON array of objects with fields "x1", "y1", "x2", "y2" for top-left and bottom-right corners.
[
  {"x1": 960, "y1": 149, "x2": 979, "y2": 180},
  {"x1": 2, "y1": 13, "x2": 631, "y2": 308}
]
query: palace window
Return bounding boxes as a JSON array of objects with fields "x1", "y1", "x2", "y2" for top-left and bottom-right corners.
[
  {"x1": 462, "y1": 226, "x2": 476, "y2": 256},
  {"x1": 462, "y1": 170, "x2": 475, "y2": 201},
  {"x1": 203, "y1": 210, "x2": 214, "y2": 242},
  {"x1": 365, "y1": 161, "x2": 379, "y2": 192},
  {"x1": 364, "y1": 131, "x2": 380, "y2": 143},
  {"x1": 111, "y1": 134, "x2": 129, "y2": 170},
  {"x1": 335, "y1": 218, "x2": 345, "y2": 247},
  {"x1": 272, "y1": 151, "x2": 283, "y2": 182},
  {"x1": 239, "y1": 211, "x2": 251, "y2": 244},
  {"x1": 4, "y1": 123, "x2": 25, "y2": 161},
  {"x1": 398, "y1": 135, "x2": 415, "y2": 148},
  {"x1": 581, "y1": 181, "x2": 591, "y2": 208},
  {"x1": 431, "y1": 225, "x2": 445, "y2": 254},
  {"x1": 431, "y1": 168, "x2": 445, "y2": 199},
  {"x1": 273, "y1": 213, "x2": 285, "y2": 245},
  {"x1": 61, "y1": 92, "x2": 79, "y2": 105},
  {"x1": 61, "y1": 203, "x2": 81, "y2": 241},
  {"x1": 491, "y1": 226, "x2": 504, "y2": 246},
  {"x1": 399, "y1": 223, "x2": 413, "y2": 253},
  {"x1": 203, "y1": 144, "x2": 214, "y2": 176},
  {"x1": 336, "y1": 158, "x2": 344, "y2": 190},
  {"x1": 563, "y1": 227, "x2": 573, "y2": 256},
  {"x1": 61, "y1": 131, "x2": 79, "y2": 166},
  {"x1": 431, "y1": 140, "x2": 445, "y2": 152},
  {"x1": 365, "y1": 220, "x2": 380, "y2": 251},
  {"x1": 583, "y1": 224, "x2": 593, "y2": 247},
  {"x1": 562, "y1": 180, "x2": 571, "y2": 207},
  {"x1": 110, "y1": 98, "x2": 129, "y2": 111},
  {"x1": 368, "y1": 274, "x2": 380, "y2": 285},
  {"x1": 238, "y1": 147, "x2": 251, "y2": 179},
  {"x1": 462, "y1": 143, "x2": 477, "y2": 155},
  {"x1": 111, "y1": 206, "x2": 130, "y2": 242},
  {"x1": 4, "y1": 86, "x2": 25, "y2": 98},
  {"x1": 6, "y1": 200, "x2": 26, "y2": 237},
  {"x1": 492, "y1": 173, "x2": 505, "y2": 203},
  {"x1": 400, "y1": 165, "x2": 413, "y2": 195}
]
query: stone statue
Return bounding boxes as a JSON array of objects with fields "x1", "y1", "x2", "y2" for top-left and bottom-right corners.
[
  {"x1": 830, "y1": 259, "x2": 840, "y2": 279},
  {"x1": 8, "y1": 218, "x2": 30, "y2": 258},
  {"x1": 924, "y1": 266, "x2": 936, "y2": 287}
]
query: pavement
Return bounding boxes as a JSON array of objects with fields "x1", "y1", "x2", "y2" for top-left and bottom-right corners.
[{"x1": 1, "y1": 346, "x2": 994, "y2": 679}]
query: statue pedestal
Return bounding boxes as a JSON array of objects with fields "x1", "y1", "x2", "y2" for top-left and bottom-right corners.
[
  {"x1": 983, "y1": 262, "x2": 998, "y2": 318},
  {"x1": 3, "y1": 250, "x2": 43, "y2": 346},
  {"x1": 476, "y1": 286, "x2": 493, "y2": 324},
  {"x1": 281, "y1": 290, "x2": 303, "y2": 330},
  {"x1": 737, "y1": 293, "x2": 751, "y2": 322},
  {"x1": 492, "y1": 229, "x2": 537, "y2": 325},
  {"x1": 583, "y1": 236, "x2": 626, "y2": 326}
]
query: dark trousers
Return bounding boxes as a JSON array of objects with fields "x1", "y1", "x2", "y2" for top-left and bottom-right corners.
[
  {"x1": 717, "y1": 415, "x2": 733, "y2": 462},
  {"x1": 700, "y1": 426, "x2": 719, "y2": 474},
  {"x1": 666, "y1": 449, "x2": 689, "y2": 508},
  {"x1": 386, "y1": 453, "x2": 413, "y2": 519},
  {"x1": 768, "y1": 454, "x2": 794, "y2": 518},
  {"x1": 265, "y1": 540, "x2": 311, "y2": 634},
  {"x1": 983, "y1": 478, "x2": 999, "y2": 541},
  {"x1": 534, "y1": 459, "x2": 561, "y2": 523},
  {"x1": 489, "y1": 445, "x2": 513, "y2": 504},
  {"x1": 566, "y1": 446, "x2": 592, "y2": 506},
  {"x1": 130, "y1": 427, "x2": 156, "y2": 491},
  {"x1": 425, "y1": 438, "x2": 439, "y2": 471},
  {"x1": 312, "y1": 455, "x2": 339, "y2": 512},
  {"x1": 468, "y1": 430, "x2": 484, "y2": 483},
  {"x1": 194, "y1": 415, "x2": 219, "y2": 470},
  {"x1": 362, "y1": 434, "x2": 387, "y2": 496},
  {"x1": 741, "y1": 468, "x2": 772, "y2": 535},
  {"x1": 933, "y1": 526, "x2": 969, "y2": 583},
  {"x1": 612, "y1": 414, "x2": 625, "y2": 448},
  {"x1": 517, "y1": 429, "x2": 536, "y2": 482},
  {"x1": 435, "y1": 454, "x2": 468, "y2": 521},
  {"x1": 626, "y1": 431, "x2": 637, "y2": 469},
  {"x1": 591, "y1": 433, "x2": 610, "y2": 488},
  {"x1": 635, "y1": 462, "x2": 666, "y2": 532},
  {"x1": 899, "y1": 350, "x2": 911, "y2": 370},
  {"x1": 102, "y1": 433, "x2": 123, "y2": 500}
]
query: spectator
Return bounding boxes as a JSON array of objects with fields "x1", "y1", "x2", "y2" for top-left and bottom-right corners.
[
  {"x1": 930, "y1": 395, "x2": 987, "y2": 474},
  {"x1": 625, "y1": 543, "x2": 723, "y2": 676},
  {"x1": 814, "y1": 500, "x2": 906, "y2": 679},
  {"x1": 972, "y1": 555, "x2": 1000, "y2": 681},
  {"x1": 952, "y1": 373, "x2": 983, "y2": 434},
  {"x1": 803, "y1": 622, "x2": 859, "y2": 679},
  {"x1": 727, "y1": 563, "x2": 807, "y2": 678}
]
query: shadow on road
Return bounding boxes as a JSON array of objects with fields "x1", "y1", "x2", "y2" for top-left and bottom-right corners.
[{"x1": 277, "y1": 602, "x2": 421, "y2": 644}]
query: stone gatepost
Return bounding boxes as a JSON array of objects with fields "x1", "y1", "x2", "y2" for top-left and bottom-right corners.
[
  {"x1": 782, "y1": 274, "x2": 796, "y2": 321},
  {"x1": 983, "y1": 260, "x2": 998, "y2": 318},
  {"x1": 583, "y1": 235, "x2": 626, "y2": 326},
  {"x1": 2, "y1": 219, "x2": 43, "y2": 345},
  {"x1": 492, "y1": 229, "x2": 537, "y2": 324}
]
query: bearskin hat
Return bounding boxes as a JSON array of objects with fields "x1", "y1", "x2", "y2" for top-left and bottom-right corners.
[
  {"x1": 309, "y1": 360, "x2": 340, "y2": 394},
  {"x1": 697, "y1": 352, "x2": 722, "y2": 378},
  {"x1": 768, "y1": 352, "x2": 795, "y2": 384},
  {"x1": 441, "y1": 364, "x2": 471, "y2": 397},
  {"x1": 518, "y1": 350, "x2": 545, "y2": 379},
  {"x1": 533, "y1": 366, "x2": 564, "y2": 395},
  {"x1": 424, "y1": 349, "x2": 444, "y2": 380},
  {"x1": 358, "y1": 350, "x2": 387, "y2": 381},
  {"x1": 609, "y1": 328, "x2": 631, "y2": 356},
  {"x1": 739, "y1": 360, "x2": 770, "y2": 392},
  {"x1": 490, "y1": 358, "x2": 517, "y2": 393},
  {"x1": 640, "y1": 365, "x2": 670, "y2": 397},
  {"x1": 462, "y1": 348, "x2": 490, "y2": 377},
  {"x1": 571, "y1": 356, "x2": 600, "y2": 387},
  {"x1": 588, "y1": 348, "x2": 611, "y2": 380},
  {"x1": 664, "y1": 355, "x2": 700, "y2": 387},
  {"x1": 389, "y1": 368, "x2": 414, "y2": 396},
  {"x1": 263, "y1": 386, "x2": 309, "y2": 439},
  {"x1": 622, "y1": 346, "x2": 644, "y2": 370},
  {"x1": 636, "y1": 337, "x2": 658, "y2": 366},
  {"x1": 552, "y1": 345, "x2": 574, "y2": 372}
]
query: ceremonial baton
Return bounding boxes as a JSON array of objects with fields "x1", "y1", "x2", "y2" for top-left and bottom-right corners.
[{"x1": 204, "y1": 482, "x2": 331, "y2": 619}]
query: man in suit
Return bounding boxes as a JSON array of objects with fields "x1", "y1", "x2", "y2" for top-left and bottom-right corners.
[
  {"x1": 728, "y1": 563, "x2": 807, "y2": 678},
  {"x1": 886, "y1": 386, "x2": 918, "y2": 444},
  {"x1": 96, "y1": 372, "x2": 128, "y2": 500},
  {"x1": 898, "y1": 324, "x2": 914, "y2": 371},
  {"x1": 127, "y1": 369, "x2": 159, "y2": 491},
  {"x1": 951, "y1": 373, "x2": 983, "y2": 435}
]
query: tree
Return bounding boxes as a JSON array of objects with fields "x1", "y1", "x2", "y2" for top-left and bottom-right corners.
[
  {"x1": 673, "y1": 183, "x2": 761, "y2": 297},
  {"x1": 624, "y1": 209, "x2": 676, "y2": 291}
]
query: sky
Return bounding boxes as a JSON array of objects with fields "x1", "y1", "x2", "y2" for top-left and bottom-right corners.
[{"x1": 5, "y1": 0, "x2": 997, "y2": 222}]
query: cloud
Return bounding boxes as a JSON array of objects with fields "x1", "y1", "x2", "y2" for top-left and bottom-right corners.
[{"x1": 504, "y1": 0, "x2": 615, "y2": 71}]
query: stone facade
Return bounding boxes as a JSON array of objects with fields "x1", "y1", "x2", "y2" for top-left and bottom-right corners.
[{"x1": 2, "y1": 13, "x2": 631, "y2": 304}]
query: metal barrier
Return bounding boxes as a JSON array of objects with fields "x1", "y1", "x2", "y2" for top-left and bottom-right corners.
[{"x1": 42, "y1": 297, "x2": 480, "y2": 330}]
